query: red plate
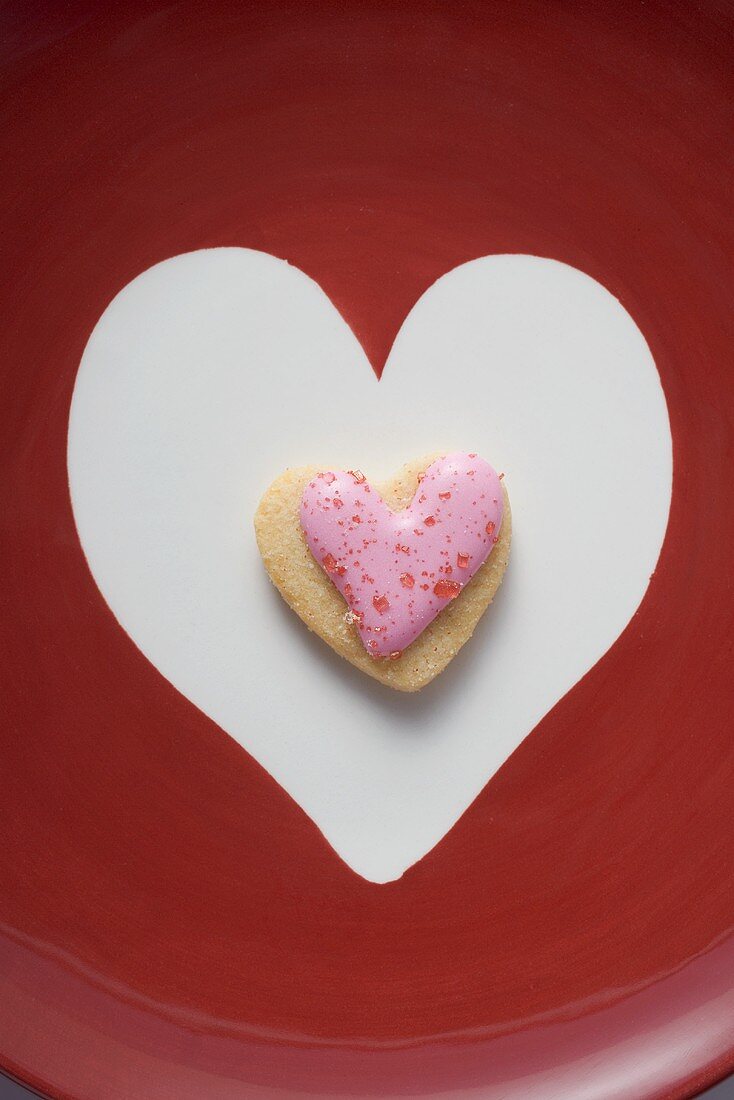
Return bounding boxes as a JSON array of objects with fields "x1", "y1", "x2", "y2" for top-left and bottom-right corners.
[{"x1": 1, "y1": 2, "x2": 732, "y2": 1097}]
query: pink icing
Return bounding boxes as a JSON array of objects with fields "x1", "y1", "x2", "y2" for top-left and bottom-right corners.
[{"x1": 299, "y1": 453, "x2": 504, "y2": 658}]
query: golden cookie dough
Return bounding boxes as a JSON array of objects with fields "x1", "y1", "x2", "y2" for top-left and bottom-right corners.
[{"x1": 254, "y1": 454, "x2": 511, "y2": 691}]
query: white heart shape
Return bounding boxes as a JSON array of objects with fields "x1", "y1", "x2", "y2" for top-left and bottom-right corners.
[{"x1": 68, "y1": 249, "x2": 671, "y2": 883}]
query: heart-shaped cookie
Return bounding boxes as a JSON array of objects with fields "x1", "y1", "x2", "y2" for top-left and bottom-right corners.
[{"x1": 255, "y1": 453, "x2": 511, "y2": 690}]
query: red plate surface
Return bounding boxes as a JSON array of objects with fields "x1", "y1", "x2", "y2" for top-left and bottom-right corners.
[{"x1": 1, "y1": 2, "x2": 732, "y2": 1097}]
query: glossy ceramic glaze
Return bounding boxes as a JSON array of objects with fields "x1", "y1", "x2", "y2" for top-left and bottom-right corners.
[
  {"x1": 66, "y1": 248, "x2": 672, "y2": 882},
  {"x1": 0, "y1": 2, "x2": 732, "y2": 1099}
]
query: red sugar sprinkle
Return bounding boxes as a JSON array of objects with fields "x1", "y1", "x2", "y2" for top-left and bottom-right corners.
[
  {"x1": 389, "y1": 651, "x2": 402, "y2": 661},
  {"x1": 319, "y1": 472, "x2": 336, "y2": 484},
  {"x1": 400, "y1": 573, "x2": 415, "y2": 589},
  {"x1": 433, "y1": 579, "x2": 462, "y2": 599},
  {"x1": 499, "y1": 472, "x2": 505, "y2": 479},
  {"x1": 439, "y1": 491, "x2": 451, "y2": 500},
  {"x1": 492, "y1": 535, "x2": 499, "y2": 543},
  {"x1": 322, "y1": 553, "x2": 339, "y2": 573},
  {"x1": 344, "y1": 582, "x2": 353, "y2": 596},
  {"x1": 352, "y1": 515, "x2": 361, "y2": 523},
  {"x1": 420, "y1": 583, "x2": 430, "y2": 591},
  {"x1": 332, "y1": 497, "x2": 343, "y2": 509},
  {"x1": 349, "y1": 469, "x2": 366, "y2": 483},
  {"x1": 457, "y1": 552, "x2": 470, "y2": 569},
  {"x1": 424, "y1": 515, "x2": 436, "y2": 527},
  {"x1": 373, "y1": 594, "x2": 390, "y2": 614},
  {"x1": 486, "y1": 520, "x2": 496, "y2": 536}
]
